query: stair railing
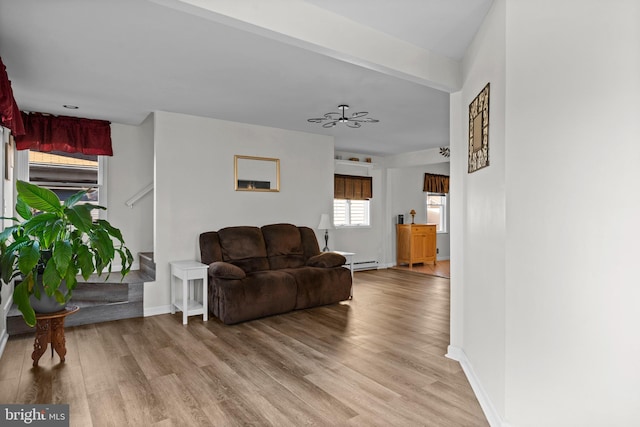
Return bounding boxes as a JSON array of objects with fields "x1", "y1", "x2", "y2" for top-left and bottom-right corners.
[{"x1": 125, "y1": 183, "x2": 154, "y2": 208}]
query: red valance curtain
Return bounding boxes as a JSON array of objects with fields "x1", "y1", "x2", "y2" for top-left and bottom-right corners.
[
  {"x1": 0, "y1": 57, "x2": 25, "y2": 136},
  {"x1": 423, "y1": 173, "x2": 450, "y2": 193},
  {"x1": 16, "y1": 112, "x2": 112, "y2": 156}
]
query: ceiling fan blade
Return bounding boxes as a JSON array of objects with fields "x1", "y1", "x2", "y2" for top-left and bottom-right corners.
[
  {"x1": 323, "y1": 121, "x2": 338, "y2": 128},
  {"x1": 346, "y1": 121, "x2": 361, "y2": 128},
  {"x1": 307, "y1": 118, "x2": 325, "y2": 123},
  {"x1": 351, "y1": 111, "x2": 368, "y2": 118},
  {"x1": 324, "y1": 112, "x2": 341, "y2": 119}
]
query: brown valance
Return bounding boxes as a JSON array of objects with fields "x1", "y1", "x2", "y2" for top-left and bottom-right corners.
[
  {"x1": 334, "y1": 174, "x2": 372, "y2": 200},
  {"x1": 16, "y1": 111, "x2": 113, "y2": 156},
  {"x1": 423, "y1": 173, "x2": 449, "y2": 193}
]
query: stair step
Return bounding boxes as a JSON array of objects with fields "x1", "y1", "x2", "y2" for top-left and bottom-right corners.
[{"x1": 139, "y1": 251, "x2": 156, "y2": 280}]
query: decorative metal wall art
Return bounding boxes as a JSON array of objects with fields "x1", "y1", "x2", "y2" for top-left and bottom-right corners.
[{"x1": 468, "y1": 83, "x2": 490, "y2": 173}]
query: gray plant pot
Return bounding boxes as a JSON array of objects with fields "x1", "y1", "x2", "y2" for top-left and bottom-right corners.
[{"x1": 29, "y1": 276, "x2": 67, "y2": 314}]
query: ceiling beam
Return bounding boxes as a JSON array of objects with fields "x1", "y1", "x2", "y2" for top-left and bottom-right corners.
[{"x1": 150, "y1": 0, "x2": 461, "y2": 92}]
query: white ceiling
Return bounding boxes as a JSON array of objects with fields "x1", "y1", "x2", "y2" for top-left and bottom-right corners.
[{"x1": 0, "y1": 0, "x2": 492, "y2": 156}]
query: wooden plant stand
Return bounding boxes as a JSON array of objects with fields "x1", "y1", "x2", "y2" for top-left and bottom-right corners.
[{"x1": 32, "y1": 305, "x2": 79, "y2": 367}]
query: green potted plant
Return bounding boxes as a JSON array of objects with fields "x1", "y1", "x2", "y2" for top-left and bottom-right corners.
[{"x1": 0, "y1": 180, "x2": 133, "y2": 327}]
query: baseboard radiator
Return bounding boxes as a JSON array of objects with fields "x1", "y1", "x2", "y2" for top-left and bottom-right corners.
[{"x1": 353, "y1": 260, "x2": 379, "y2": 271}]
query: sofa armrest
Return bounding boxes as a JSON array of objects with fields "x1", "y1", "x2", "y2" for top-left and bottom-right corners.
[
  {"x1": 209, "y1": 261, "x2": 246, "y2": 280},
  {"x1": 306, "y1": 252, "x2": 346, "y2": 268}
]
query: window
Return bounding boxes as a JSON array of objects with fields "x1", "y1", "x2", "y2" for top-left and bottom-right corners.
[
  {"x1": 19, "y1": 150, "x2": 107, "y2": 219},
  {"x1": 426, "y1": 193, "x2": 447, "y2": 233},
  {"x1": 334, "y1": 199, "x2": 370, "y2": 226}
]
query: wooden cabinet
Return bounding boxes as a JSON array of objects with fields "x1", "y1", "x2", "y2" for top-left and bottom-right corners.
[{"x1": 396, "y1": 224, "x2": 437, "y2": 268}]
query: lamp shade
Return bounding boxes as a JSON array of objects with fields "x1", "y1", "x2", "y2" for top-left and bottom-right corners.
[{"x1": 318, "y1": 214, "x2": 333, "y2": 230}]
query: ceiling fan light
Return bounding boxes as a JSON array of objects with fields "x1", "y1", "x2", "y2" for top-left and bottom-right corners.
[{"x1": 308, "y1": 104, "x2": 378, "y2": 128}]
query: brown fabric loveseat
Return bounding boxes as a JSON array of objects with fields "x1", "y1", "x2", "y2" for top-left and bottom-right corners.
[{"x1": 199, "y1": 223, "x2": 352, "y2": 324}]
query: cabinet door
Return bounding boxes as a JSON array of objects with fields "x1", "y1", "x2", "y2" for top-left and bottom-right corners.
[{"x1": 411, "y1": 231, "x2": 427, "y2": 261}]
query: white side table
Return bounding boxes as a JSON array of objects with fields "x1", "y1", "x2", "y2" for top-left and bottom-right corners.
[
  {"x1": 333, "y1": 251, "x2": 355, "y2": 298},
  {"x1": 170, "y1": 261, "x2": 208, "y2": 325}
]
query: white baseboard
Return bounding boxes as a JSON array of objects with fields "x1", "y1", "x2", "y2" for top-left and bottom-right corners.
[
  {"x1": 446, "y1": 345, "x2": 506, "y2": 427},
  {"x1": 0, "y1": 331, "x2": 7, "y2": 361},
  {"x1": 144, "y1": 305, "x2": 172, "y2": 317}
]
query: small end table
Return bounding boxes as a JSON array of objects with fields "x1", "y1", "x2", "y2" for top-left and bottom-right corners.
[
  {"x1": 333, "y1": 251, "x2": 355, "y2": 298},
  {"x1": 170, "y1": 261, "x2": 208, "y2": 325},
  {"x1": 32, "y1": 305, "x2": 79, "y2": 367}
]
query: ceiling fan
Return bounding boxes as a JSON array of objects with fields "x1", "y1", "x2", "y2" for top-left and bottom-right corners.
[{"x1": 307, "y1": 104, "x2": 379, "y2": 128}]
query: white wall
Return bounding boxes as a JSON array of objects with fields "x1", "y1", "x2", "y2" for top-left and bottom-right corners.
[
  {"x1": 449, "y1": 0, "x2": 507, "y2": 422},
  {"x1": 451, "y1": 0, "x2": 640, "y2": 425},
  {"x1": 148, "y1": 111, "x2": 334, "y2": 312},
  {"x1": 504, "y1": 1, "x2": 640, "y2": 426},
  {"x1": 108, "y1": 116, "x2": 155, "y2": 269}
]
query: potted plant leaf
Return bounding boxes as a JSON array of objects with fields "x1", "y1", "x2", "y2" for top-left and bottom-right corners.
[{"x1": 0, "y1": 180, "x2": 133, "y2": 327}]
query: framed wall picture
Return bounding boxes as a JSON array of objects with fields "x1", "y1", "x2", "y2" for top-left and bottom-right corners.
[
  {"x1": 468, "y1": 83, "x2": 490, "y2": 173},
  {"x1": 234, "y1": 155, "x2": 280, "y2": 192}
]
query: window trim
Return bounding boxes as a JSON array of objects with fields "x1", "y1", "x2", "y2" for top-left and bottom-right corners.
[
  {"x1": 333, "y1": 198, "x2": 371, "y2": 228},
  {"x1": 426, "y1": 192, "x2": 448, "y2": 234}
]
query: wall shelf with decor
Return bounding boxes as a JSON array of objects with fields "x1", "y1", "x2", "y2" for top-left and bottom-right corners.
[{"x1": 334, "y1": 159, "x2": 376, "y2": 170}]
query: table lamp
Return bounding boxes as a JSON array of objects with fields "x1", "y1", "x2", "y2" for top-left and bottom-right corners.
[{"x1": 317, "y1": 214, "x2": 333, "y2": 251}]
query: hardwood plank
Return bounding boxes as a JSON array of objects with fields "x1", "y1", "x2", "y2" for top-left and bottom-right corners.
[
  {"x1": 117, "y1": 355, "x2": 168, "y2": 426},
  {"x1": 51, "y1": 364, "x2": 92, "y2": 427},
  {"x1": 149, "y1": 373, "x2": 215, "y2": 426},
  {"x1": 86, "y1": 387, "x2": 128, "y2": 427}
]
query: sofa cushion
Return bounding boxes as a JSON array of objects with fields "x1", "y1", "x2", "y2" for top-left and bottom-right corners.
[
  {"x1": 262, "y1": 223, "x2": 306, "y2": 270},
  {"x1": 209, "y1": 262, "x2": 246, "y2": 280},
  {"x1": 200, "y1": 231, "x2": 223, "y2": 265},
  {"x1": 217, "y1": 226, "x2": 270, "y2": 273},
  {"x1": 306, "y1": 252, "x2": 346, "y2": 268},
  {"x1": 299, "y1": 226, "x2": 321, "y2": 260}
]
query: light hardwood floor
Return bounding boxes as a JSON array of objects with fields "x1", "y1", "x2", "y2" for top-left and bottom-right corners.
[{"x1": 0, "y1": 269, "x2": 487, "y2": 426}]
